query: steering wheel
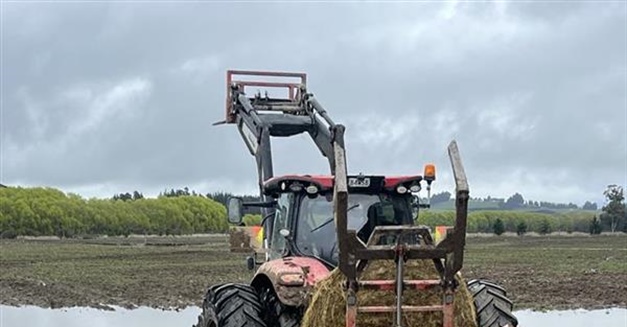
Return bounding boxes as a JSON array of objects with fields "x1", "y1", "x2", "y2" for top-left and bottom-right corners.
[{"x1": 310, "y1": 203, "x2": 360, "y2": 233}]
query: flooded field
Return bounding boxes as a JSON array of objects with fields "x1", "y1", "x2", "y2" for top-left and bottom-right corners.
[
  {"x1": 2, "y1": 235, "x2": 625, "y2": 312},
  {"x1": 1, "y1": 305, "x2": 626, "y2": 327},
  {"x1": 1, "y1": 234, "x2": 625, "y2": 327}
]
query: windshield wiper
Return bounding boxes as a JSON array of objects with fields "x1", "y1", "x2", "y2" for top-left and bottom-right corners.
[{"x1": 310, "y1": 203, "x2": 360, "y2": 233}]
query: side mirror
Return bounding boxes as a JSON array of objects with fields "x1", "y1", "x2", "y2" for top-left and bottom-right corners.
[{"x1": 227, "y1": 197, "x2": 244, "y2": 224}]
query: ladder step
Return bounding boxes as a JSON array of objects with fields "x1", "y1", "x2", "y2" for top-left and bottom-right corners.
[{"x1": 358, "y1": 305, "x2": 445, "y2": 313}]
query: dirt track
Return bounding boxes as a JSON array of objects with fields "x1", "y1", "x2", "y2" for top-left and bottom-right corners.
[{"x1": 0, "y1": 234, "x2": 625, "y2": 312}]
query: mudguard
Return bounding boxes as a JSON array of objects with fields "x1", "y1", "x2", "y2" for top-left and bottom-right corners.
[{"x1": 251, "y1": 256, "x2": 331, "y2": 307}]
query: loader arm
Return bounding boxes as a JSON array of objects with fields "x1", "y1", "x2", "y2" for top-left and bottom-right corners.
[{"x1": 218, "y1": 70, "x2": 340, "y2": 242}]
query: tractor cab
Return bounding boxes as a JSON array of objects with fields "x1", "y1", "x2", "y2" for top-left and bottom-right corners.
[
  {"x1": 294, "y1": 186, "x2": 415, "y2": 267},
  {"x1": 227, "y1": 170, "x2": 434, "y2": 269}
]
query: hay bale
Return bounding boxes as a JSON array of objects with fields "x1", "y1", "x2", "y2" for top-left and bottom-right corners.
[
  {"x1": 301, "y1": 259, "x2": 477, "y2": 327},
  {"x1": 229, "y1": 227, "x2": 251, "y2": 252}
]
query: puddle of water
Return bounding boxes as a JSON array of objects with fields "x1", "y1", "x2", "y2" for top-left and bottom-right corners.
[
  {"x1": 1, "y1": 305, "x2": 625, "y2": 327},
  {"x1": 0, "y1": 305, "x2": 200, "y2": 327},
  {"x1": 515, "y1": 308, "x2": 627, "y2": 327}
]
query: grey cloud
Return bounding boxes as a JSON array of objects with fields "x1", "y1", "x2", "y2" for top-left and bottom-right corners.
[{"x1": 2, "y1": 1, "x2": 625, "y2": 204}]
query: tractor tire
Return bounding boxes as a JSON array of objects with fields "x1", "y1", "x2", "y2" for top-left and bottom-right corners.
[
  {"x1": 468, "y1": 279, "x2": 519, "y2": 327},
  {"x1": 193, "y1": 283, "x2": 267, "y2": 327},
  {"x1": 258, "y1": 286, "x2": 302, "y2": 327}
]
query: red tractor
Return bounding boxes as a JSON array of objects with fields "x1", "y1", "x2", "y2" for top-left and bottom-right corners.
[{"x1": 193, "y1": 70, "x2": 518, "y2": 327}]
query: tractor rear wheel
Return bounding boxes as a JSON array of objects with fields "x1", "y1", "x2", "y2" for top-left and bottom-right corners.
[
  {"x1": 193, "y1": 283, "x2": 267, "y2": 327},
  {"x1": 468, "y1": 279, "x2": 518, "y2": 327}
]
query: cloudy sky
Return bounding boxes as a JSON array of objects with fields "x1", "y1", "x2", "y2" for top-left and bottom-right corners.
[{"x1": 1, "y1": 1, "x2": 625, "y2": 206}]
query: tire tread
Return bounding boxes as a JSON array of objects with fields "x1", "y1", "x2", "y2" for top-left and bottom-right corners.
[
  {"x1": 194, "y1": 283, "x2": 267, "y2": 327},
  {"x1": 468, "y1": 279, "x2": 518, "y2": 327}
]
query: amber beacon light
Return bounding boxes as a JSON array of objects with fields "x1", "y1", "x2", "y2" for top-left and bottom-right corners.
[{"x1": 424, "y1": 164, "x2": 436, "y2": 182}]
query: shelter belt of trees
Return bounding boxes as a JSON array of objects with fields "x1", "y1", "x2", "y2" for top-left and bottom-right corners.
[{"x1": 0, "y1": 185, "x2": 624, "y2": 238}]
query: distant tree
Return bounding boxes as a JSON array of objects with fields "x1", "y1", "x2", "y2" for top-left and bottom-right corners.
[
  {"x1": 206, "y1": 191, "x2": 230, "y2": 206},
  {"x1": 430, "y1": 191, "x2": 452, "y2": 205},
  {"x1": 493, "y1": 218, "x2": 505, "y2": 236},
  {"x1": 242, "y1": 214, "x2": 262, "y2": 226},
  {"x1": 582, "y1": 201, "x2": 598, "y2": 211},
  {"x1": 539, "y1": 219, "x2": 552, "y2": 235},
  {"x1": 113, "y1": 192, "x2": 133, "y2": 201},
  {"x1": 502, "y1": 193, "x2": 525, "y2": 209},
  {"x1": 132, "y1": 191, "x2": 144, "y2": 200},
  {"x1": 516, "y1": 221, "x2": 527, "y2": 236},
  {"x1": 600, "y1": 185, "x2": 625, "y2": 233},
  {"x1": 589, "y1": 215, "x2": 603, "y2": 235},
  {"x1": 161, "y1": 187, "x2": 194, "y2": 198}
]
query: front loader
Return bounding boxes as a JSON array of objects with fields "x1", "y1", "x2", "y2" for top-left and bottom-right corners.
[{"x1": 193, "y1": 70, "x2": 518, "y2": 327}]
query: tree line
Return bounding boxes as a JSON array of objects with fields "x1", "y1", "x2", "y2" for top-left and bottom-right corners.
[
  {"x1": 0, "y1": 187, "x2": 229, "y2": 238},
  {"x1": 418, "y1": 210, "x2": 595, "y2": 234},
  {"x1": 429, "y1": 191, "x2": 600, "y2": 210},
  {"x1": 1, "y1": 185, "x2": 623, "y2": 238},
  {"x1": 422, "y1": 185, "x2": 625, "y2": 235}
]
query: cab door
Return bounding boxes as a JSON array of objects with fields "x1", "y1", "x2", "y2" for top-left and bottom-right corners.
[{"x1": 268, "y1": 192, "x2": 293, "y2": 259}]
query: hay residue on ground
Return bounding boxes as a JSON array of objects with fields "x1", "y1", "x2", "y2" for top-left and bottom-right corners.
[{"x1": 301, "y1": 259, "x2": 477, "y2": 327}]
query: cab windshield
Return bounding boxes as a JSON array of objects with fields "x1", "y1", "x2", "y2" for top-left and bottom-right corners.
[{"x1": 294, "y1": 192, "x2": 414, "y2": 266}]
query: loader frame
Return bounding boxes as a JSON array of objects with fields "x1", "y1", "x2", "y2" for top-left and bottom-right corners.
[
  {"x1": 333, "y1": 124, "x2": 469, "y2": 327},
  {"x1": 218, "y1": 70, "x2": 340, "y2": 247}
]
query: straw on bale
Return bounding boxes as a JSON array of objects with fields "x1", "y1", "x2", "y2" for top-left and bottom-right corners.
[
  {"x1": 228, "y1": 228, "x2": 251, "y2": 252},
  {"x1": 301, "y1": 259, "x2": 477, "y2": 327}
]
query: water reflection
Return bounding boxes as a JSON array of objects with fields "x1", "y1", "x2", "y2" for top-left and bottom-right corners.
[
  {"x1": 0, "y1": 305, "x2": 200, "y2": 327},
  {"x1": 514, "y1": 308, "x2": 626, "y2": 327},
  {"x1": 1, "y1": 305, "x2": 626, "y2": 327}
]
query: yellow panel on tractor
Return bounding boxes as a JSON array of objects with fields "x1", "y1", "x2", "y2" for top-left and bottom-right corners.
[{"x1": 434, "y1": 225, "x2": 454, "y2": 244}]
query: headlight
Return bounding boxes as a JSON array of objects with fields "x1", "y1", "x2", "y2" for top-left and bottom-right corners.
[
  {"x1": 397, "y1": 185, "x2": 408, "y2": 194},
  {"x1": 306, "y1": 185, "x2": 318, "y2": 194}
]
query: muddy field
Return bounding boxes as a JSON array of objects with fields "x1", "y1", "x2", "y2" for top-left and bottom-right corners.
[{"x1": 0, "y1": 234, "x2": 625, "y2": 312}]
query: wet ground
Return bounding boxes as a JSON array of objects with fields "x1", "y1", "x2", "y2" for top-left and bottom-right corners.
[
  {"x1": 0, "y1": 234, "x2": 625, "y2": 312},
  {"x1": 462, "y1": 234, "x2": 627, "y2": 311},
  {"x1": 1, "y1": 305, "x2": 626, "y2": 327}
]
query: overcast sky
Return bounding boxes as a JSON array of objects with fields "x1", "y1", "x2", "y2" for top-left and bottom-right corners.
[{"x1": 1, "y1": 1, "x2": 626, "y2": 206}]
